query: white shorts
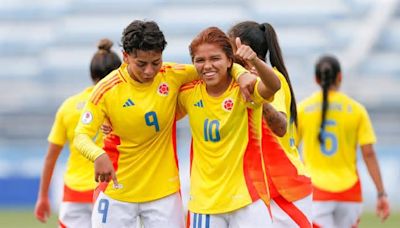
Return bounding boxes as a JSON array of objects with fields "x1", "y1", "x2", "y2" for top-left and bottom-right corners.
[
  {"x1": 188, "y1": 199, "x2": 272, "y2": 228},
  {"x1": 59, "y1": 202, "x2": 92, "y2": 228},
  {"x1": 312, "y1": 201, "x2": 362, "y2": 228},
  {"x1": 92, "y1": 191, "x2": 184, "y2": 228},
  {"x1": 269, "y1": 194, "x2": 312, "y2": 228}
]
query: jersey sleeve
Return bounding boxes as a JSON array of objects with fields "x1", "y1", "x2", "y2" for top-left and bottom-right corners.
[
  {"x1": 74, "y1": 88, "x2": 108, "y2": 161},
  {"x1": 252, "y1": 78, "x2": 274, "y2": 104},
  {"x1": 231, "y1": 63, "x2": 249, "y2": 81},
  {"x1": 47, "y1": 101, "x2": 68, "y2": 146},
  {"x1": 357, "y1": 105, "x2": 377, "y2": 145}
]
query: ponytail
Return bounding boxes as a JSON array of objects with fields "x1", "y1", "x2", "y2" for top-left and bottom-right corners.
[
  {"x1": 261, "y1": 23, "x2": 298, "y2": 126},
  {"x1": 315, "y1": 55, "x2": 341, "y2": 143}
]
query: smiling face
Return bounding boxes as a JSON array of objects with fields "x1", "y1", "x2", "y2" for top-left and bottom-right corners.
[
  {"x1": 123, "y1": 50, "x2": 163, "y2": 83},
  {"x1": 193, "y1": 43, "x2": 233, "y2": 90}
]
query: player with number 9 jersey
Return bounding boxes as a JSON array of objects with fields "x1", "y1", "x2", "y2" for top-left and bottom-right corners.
[{"x1": 74, "y1": 20, "x2": 248, "y2": 228}]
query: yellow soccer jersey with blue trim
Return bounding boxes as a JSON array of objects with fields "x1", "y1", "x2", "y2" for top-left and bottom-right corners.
[
  {"x1": 48, "y1": 87, "x2": 99, "y2": 191},
  {"x1": 74, "y1": 63, "x2": 246, "y2": 203},
  {"x1": 297, "y1": 91, "x2": 376, "y2": 192},
  {"x1": 178, "y1": 79, "x2": 271, "y2": 214},
  {"x1": 75, "y1": 62, "x2": 202, "y2": 202}
]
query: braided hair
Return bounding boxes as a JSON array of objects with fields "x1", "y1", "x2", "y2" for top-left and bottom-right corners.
[{"x1": 315, "y1": 55, "x2": 341, "y2": 143}]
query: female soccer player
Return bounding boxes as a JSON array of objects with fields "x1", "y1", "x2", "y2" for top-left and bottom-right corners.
[
  {"x1": 297, "y1": 55, "x2": 390, "y2": 227},
  {"x1": 228, "y1": 21, "x2": 312, "y2": 227},
  {"x1": 177, "y1": 26, "x2": 280, "y2": 228},
  {"x1": 34, "y1": 39, "x2": 121, "y2": 227},
  {"x1": 74, "y1": 20, "x2": 250, "y2": 228}
]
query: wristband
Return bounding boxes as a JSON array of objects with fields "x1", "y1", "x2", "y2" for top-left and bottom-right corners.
[{"x1": 377, "y1": 192, "x2": 387, "y2": 198}]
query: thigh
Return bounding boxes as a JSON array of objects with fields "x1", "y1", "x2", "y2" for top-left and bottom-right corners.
[
  {"x1": 92, "y1": 192, "x2": 138, "y2": 228},
  {"x1": 312, "y1": 201, "x2": 336, "y2": 228},
  {"x1": 230, "y1": 200, "x2": 273, "y2": 228},
  {"x1": 59, "y1": 202, "x2": 92, "y2": 228},
  {"x1": 188, "y1": 212, "x2": 228, "y2": 228},
  {"x1": 270, "y1": 194, "x2": 312, "y2": 228},
  {"x1": 140, "y1": 192, "x2": 185, "y2": 228},
  {"x1": 334, "y1": 202, "x2": 362, "y2": 228}
]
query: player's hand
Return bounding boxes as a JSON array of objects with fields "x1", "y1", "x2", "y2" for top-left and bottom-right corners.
[
  {"x1": 34, "y1": 197, "x2": 51, "y2": 223},
  {"x1": 94, "y1": 154, "x2": 120, "y2": 189},
  {"x1": 376, "y1": 195, "x2": 390, "y2": 222},
  {"x1": 101, "y1": 124, "x2": 113, "y2": 135},
  {"x1": 237, "y1": 72, "x2": 256, "y2": 102},
  {"x1": 235, "y1": 37, "x2": 258, "y2": 64}
]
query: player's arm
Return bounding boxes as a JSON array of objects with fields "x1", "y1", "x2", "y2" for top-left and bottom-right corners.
[
  {"x1": 361, "y1": 144, "x2": 390, "y2": 222},
  {"x1": 263, "y1": 104, "x2": 287, "y2": 137},
  {"x1": 74, "y1": 95, "x2": 118, "y2": 187},
  {"x1": 234, "y1": 37, "x2": 280, "y2": 100},
  {"x1": 34, "y1": 143, "x2": 63, "y2": 223}
]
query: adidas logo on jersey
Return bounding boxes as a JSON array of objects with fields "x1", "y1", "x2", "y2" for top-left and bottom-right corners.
[
  {"x1": 123, "y1": 98, "x2": 135, "y2": 107},
  {"x1": 194, "y1": 100, "x2": 204, "y2": 108}
]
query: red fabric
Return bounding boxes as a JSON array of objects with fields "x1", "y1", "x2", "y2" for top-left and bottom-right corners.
[
  {"x1": 274, "y1": 195, "x2": 311, "y2": 228},
  {"x1": 261, "y1": 121, "x2": 312, "y2": 202},
  {"x1": 62, "y1": 184, "x2": 93, "y2": 203},
  {"x1": 313, "y1": 179, "x2": 362, "y2": 202}
]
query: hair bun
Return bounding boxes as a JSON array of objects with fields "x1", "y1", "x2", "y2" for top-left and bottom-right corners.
[{"x1": 98, "y1": 38, "x2": 113, "y2": 51}]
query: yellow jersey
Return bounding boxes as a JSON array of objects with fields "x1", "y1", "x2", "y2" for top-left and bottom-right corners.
[
  {"x1": 75, "y1": 62, "x2": 247, "y2": 203},
  {"x1": 178, "y1": 79, "x2": 271, "y2": 214},
  {"x1": 297, "y1": 91, "x2": 376, "y2": 194},
  {"x1": 48, "y1": 86, "x2": 99, "y2": 202},
  {"x1": 263, "y1": 70, "x2": 311, "y2": 202}
]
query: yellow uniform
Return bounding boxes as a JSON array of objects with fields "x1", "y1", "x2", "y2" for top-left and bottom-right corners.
[
  {"x1": 75, "y1": 63, "x2": 247, "y2": 203},
  {"x1": 48, "y1": 87, "x2": 98, "y2": 201},
  {"x1": 178, "y1": 79, "x2": 271, "y2": 214},
  {"x1": 298, "y1": 91, "x2": 376, "y2": 201},
  {"x1": 264, "y1": 70, "x2": 311, "y2": 202}
]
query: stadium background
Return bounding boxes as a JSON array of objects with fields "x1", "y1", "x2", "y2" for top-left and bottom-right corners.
[{"x1": 0, "y1": 0, "x2": 399, "y2": 227}]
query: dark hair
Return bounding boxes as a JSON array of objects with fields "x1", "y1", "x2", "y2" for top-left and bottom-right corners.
[
  {"x1": 121, "y1": 20, "x2": 167, "y2": 55},
  {"x1": 228, "y1": 21, "x2": 298, "y2": 126},
  {"x1": 315, "y1": 55, "x2": 341, "y2": 143},
  {"x1": 90, "y1": 38, "x2": 122, "y2": 83},
  {"x1": 189, "y1": 26, "x2": 234, "y2": 68}
]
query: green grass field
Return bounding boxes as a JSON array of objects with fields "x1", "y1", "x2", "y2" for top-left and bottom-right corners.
[{"x1": 0, "y1": 209, "x2": 398, "y2": 228}]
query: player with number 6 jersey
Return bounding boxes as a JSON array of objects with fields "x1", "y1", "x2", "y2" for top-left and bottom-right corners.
[{"x1": 297, "y1": 55, "x2": 390, "y2": 227}]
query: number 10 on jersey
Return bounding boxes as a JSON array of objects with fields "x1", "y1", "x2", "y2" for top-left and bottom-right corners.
[{"x1": 204, "y1": 119, "x2": 221, "y2": 142}]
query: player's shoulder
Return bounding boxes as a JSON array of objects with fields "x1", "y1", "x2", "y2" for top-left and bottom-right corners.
[
  {"x1": 338, "y1": 92, "x2": 366, "y2": 111},
  {"x1": 179, "y1": 80, "x2": 203, "y2": 92},
  {"x1": 298, "y1": 92, "x2": 318, "y2": 109}
]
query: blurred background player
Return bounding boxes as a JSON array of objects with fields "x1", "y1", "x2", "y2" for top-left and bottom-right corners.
[
  {"x1": 34, "y1": 39, "x2": 121, "y2": 227},
  {"x1": 74, "y1": 20, "x2": 249, "y2": 228},
  {"x1": 178, "y1": 27, "x2": 280, "y2": 228},
  {"x1": 297, "y1": 55, "x2": 390, "y2": 227},
  {"x1": 228, "y1": 21, "x2": 312, "y2": 227}
]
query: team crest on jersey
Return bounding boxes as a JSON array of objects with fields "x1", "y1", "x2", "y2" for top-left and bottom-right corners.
[
  {"x1": 157, "y1": 82, "x2": 169, "y2": 96},
  {"x1": 81, "y1": 111, "x2": 93, "y2": 124},
  {"x1": 222, "y1": 98, "x2": 234, "y2": 111}
]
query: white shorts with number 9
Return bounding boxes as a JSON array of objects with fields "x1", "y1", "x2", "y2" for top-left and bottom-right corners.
[{"x1": 92, "y1": 191, "x2": 184, "y2": 228}]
